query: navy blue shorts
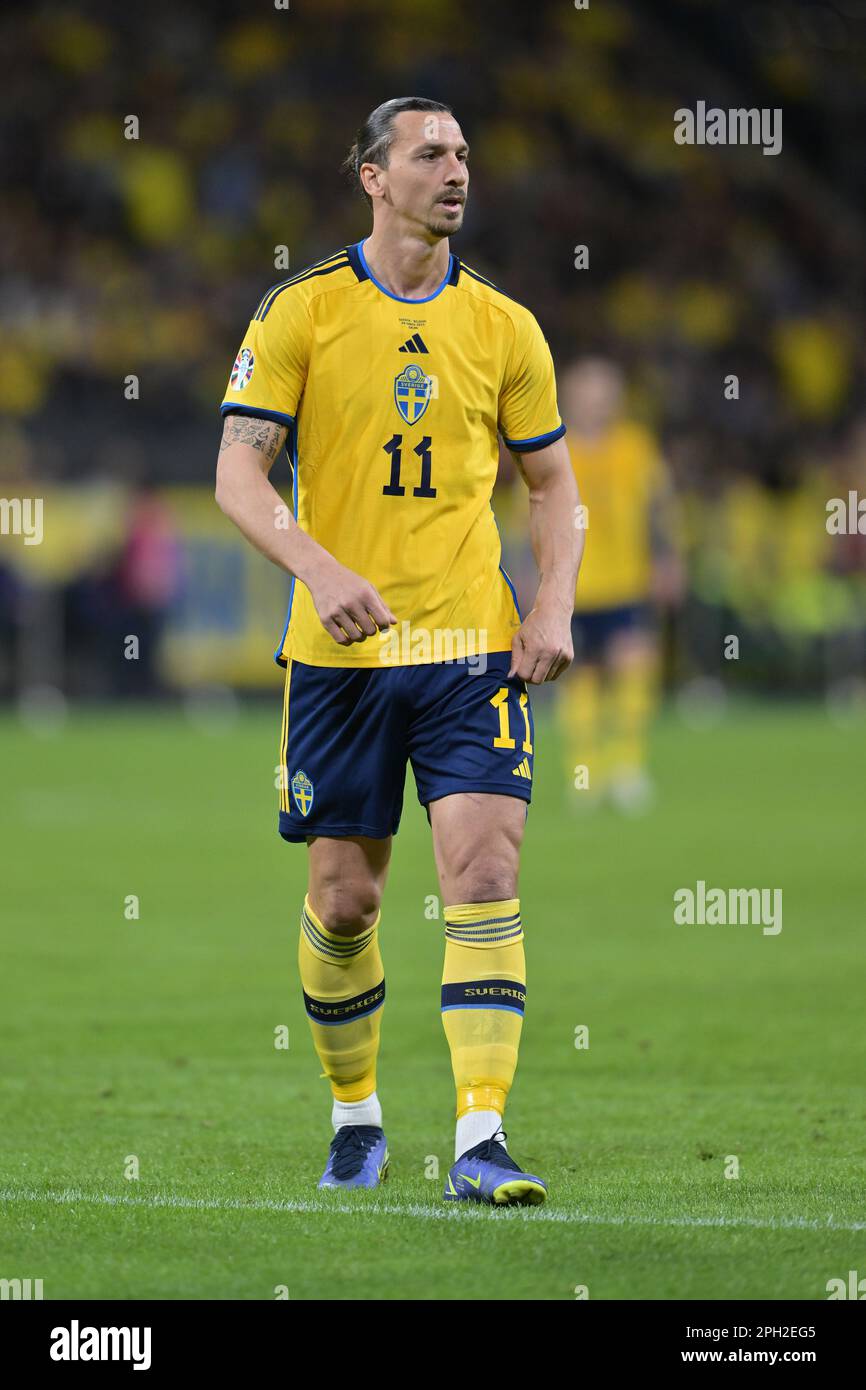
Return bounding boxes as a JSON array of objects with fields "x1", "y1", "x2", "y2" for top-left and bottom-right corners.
[
  {"x1": 277, "y1": 652, "x2": 534, "y2": 842},
  {"x1": 570, "y1": 603, "x2": 649, "y2": 661}
]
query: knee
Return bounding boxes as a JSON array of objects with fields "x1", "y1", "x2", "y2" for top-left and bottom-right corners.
[
  {"x1": 310, "y1": 877, "x2": 382, "y2": 934},
  {"x1": 449, "y1": 861, "x2": 518, "y2": 905}
]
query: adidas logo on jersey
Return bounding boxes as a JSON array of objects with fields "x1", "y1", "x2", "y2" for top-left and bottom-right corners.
[
  {"x1": 398, "y1": 333, "x2": 429, "y2": 354},
  {"x1": 512, "y1": 758, "x2": 531, "y2": 779}
]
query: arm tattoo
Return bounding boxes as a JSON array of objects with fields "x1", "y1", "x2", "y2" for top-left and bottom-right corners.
[{"x1": 220, "y1": 415, "x2": 287, "y2": 462}]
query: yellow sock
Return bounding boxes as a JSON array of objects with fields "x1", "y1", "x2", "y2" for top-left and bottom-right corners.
[
  {"x1": 560, "y1": 664, "x2": 603, "y2": 794},
  {"x1": 607, "y1": 656, "x2": 657, "y2": 779},
  {"x1": 441, "y1": 899, "x2": 526, "y2": 1119},
  {"x1": 298, "y1": 894, "x2": 384, "y2": 1103}
]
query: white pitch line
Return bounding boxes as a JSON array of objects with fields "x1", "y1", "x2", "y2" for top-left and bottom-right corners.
[{"x1": 1, "y1": 1186, "x2": 864, "y2": 1232}]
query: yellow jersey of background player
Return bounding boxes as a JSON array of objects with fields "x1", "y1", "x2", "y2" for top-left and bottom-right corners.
[{"x1": 557, "y1": 357, "x2": 683, "y2": 814}]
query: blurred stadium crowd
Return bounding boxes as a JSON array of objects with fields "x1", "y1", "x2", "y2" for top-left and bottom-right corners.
[{"x1": 1, "y1": 0, "x2": 865, "y2": 699}]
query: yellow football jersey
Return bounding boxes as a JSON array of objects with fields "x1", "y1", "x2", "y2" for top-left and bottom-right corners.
[
  {"x1": 568, "y1": 421, "x2": 664, "y2": 611},
  {"x1": 221, "y1": 242, "x2": 564, "y2": 667}
]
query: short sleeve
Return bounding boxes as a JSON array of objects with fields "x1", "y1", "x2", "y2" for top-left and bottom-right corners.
[
  {"x1": 498, "y1": 308, "x2": 566, "y2": 453},
  {"x1": 220, "y1": 284, "x2": 312, "y2": 426}
]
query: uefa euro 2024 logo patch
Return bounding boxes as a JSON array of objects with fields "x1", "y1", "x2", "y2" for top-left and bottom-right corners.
[
  {"x1": 394, "y1": 362, "x2": 432, "y2": 425},
  {"x1": 230, "y1": 347, "x2": 255, "y2": 391},
  {"x1": 291, "y1": 768, "x2": 314, "y2": 817}
]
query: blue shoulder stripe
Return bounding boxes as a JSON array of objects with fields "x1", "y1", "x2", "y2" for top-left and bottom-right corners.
[
  {"x1": 459, "y1": 262, "x2": 519, "y2": 306},
  {"x1": 254, "y1": 248, "x2": 349, "y2": 315},
  {"x1": 255, "y1": 251, "x2": 351, "y2": 320}
]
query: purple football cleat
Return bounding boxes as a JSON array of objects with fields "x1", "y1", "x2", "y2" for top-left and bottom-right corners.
[
  {"x1": 318, "y1": 1124, "x2": 389, "y2": 1190},
  {"x1": 444, "y1": 1129, "x2": 547, "y2": 1205}
]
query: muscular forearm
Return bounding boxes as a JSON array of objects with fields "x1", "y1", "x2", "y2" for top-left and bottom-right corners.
[
  {"x1": 506, "y1": 436, "x2": 581, "y2": 682},
  {"x1": 215, "y1": 415, "x2": 330, "y2": 584},
  {"x1": 214, "y1": 413, "x2": 396, "y2": 647},
  {"x1": 527, "y1": 464, "x2": 583, "y2": 615},
  {"x1": 215, "y1": 441, "x2": 324, "y2": 582}
]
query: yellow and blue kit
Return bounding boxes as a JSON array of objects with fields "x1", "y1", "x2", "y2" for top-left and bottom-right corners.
[{"x1": 221, "y1": 240, "x2": 563, "y2": 841}]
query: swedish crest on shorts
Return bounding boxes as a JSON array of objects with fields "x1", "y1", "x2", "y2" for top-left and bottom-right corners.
[
  {"x1": 291, "y1": 768, "x2": 314, "y2": 817},
  {"x1": 394, "y1": 363, "x2": 432, "y2": 425}
]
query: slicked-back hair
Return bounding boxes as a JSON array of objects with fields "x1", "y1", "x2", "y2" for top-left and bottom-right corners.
[{"x1": 343, "y1": 97, "x2": 454, "y2": 205}]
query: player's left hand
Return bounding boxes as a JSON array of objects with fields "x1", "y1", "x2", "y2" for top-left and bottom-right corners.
[{"x1": 508, "y1": 604, "x2": 574, "y2": 684}]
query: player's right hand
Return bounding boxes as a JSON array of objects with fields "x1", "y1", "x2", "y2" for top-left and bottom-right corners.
[{"x1": 306, "y1": 558, "x2": 397, "y2": 646}]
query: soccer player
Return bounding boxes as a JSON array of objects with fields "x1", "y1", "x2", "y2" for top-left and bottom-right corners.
[
  {"x1": 557, "y1": 357, "x2": 682, "y2": 812},
  {"x1": 215, "y1": 98, "x2": 582, "y2": 1205}
]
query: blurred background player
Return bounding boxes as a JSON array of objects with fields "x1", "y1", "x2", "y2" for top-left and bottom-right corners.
[{"x1": 557, "y1": 358, "x2": 683, "y2": 813}]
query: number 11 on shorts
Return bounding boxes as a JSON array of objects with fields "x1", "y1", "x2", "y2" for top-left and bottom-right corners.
[{"x1": 490, "y1": 687, "x2": 533, "y2": 753}]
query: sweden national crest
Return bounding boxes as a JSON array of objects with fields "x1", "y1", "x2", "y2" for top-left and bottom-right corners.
[
  {"x1": 394, "y1": 363, "x2": 432, "y2": 425},
  {"x1": 291, "y1": 768, "x2": 314, "y2": 817}
]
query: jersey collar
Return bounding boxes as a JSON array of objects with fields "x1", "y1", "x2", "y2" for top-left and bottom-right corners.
[{"x1": 347, "y1": 240, "x2": 460, "y2": 301}]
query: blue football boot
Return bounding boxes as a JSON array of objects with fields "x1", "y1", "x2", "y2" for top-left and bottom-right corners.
[
  {"x1": 444, "y1": 1130, "x2": 547, "y2": 1206},
  {"x1": 318, "y1": 1124, "x2": 389, "y2": 1190}
]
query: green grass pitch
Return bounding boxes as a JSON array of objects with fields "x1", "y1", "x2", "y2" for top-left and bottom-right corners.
[{"x1": 1, "y1": 698, "x2": 864, "y2": 1300}]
